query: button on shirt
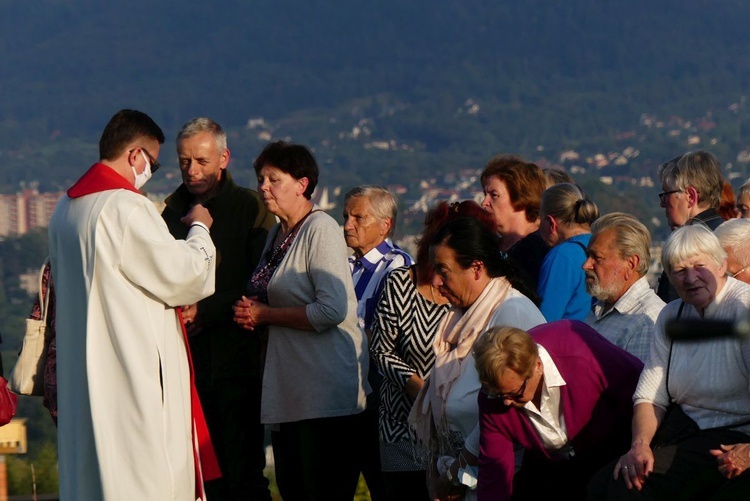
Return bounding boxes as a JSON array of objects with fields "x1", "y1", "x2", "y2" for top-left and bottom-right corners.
[
  {"x1": 584, "y1": 276, "x2": 666, "y2": 362},
  {"x1": 349, "y1": 239, "x2": 413, "y2": 331}
]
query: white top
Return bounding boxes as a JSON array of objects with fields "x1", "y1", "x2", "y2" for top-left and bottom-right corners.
[
  {"x1": 444, "y1": 290, "x2": 546, "y2": 456},
  {"x1": 634, "y1": 277, "x2": 750, "y2": 434},
  {"x1": 261, "y1": 210, "x2": 370, "y2": 424},
  {"x1": 522, "y1": 345, "x2": 569, "y2": 452},
  {"x1": 50, "y1": 189, "x2": 217, "y2": 501}
]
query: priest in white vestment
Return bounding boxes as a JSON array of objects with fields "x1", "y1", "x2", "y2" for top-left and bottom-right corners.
[{"x1": 48, "y1": 109, "x2": 220, "y2": 501}]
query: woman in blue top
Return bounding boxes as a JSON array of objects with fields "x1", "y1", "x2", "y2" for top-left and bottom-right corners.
[{"x1": 537, "y1": 183, "x2": 599, "y2": 321}]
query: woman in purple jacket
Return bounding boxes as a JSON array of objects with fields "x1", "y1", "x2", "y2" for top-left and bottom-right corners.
[{"x1": 473, "y1": 320, "x2": 643, "y2": 500}]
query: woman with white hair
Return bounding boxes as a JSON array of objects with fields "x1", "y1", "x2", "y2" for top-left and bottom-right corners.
[{"x1": 588, "y1": 224, "x2": 750, "y2": 500}]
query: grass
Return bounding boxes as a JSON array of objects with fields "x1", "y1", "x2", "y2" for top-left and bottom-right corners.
[{"x1": 264, "y1": 466, "x2": 372, "y2": 500}]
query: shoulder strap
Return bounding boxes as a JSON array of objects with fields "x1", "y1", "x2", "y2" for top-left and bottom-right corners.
[
  {"x1": 292, "y1": 208, "x2": 322, "y2": 232},
  {"x1": 666, "y1": 301, "x2": 685, "y2": 402},
  {"x1": 570, "y1": 240, "x2": 588, "y2": 253},
  {"x1": 38, "y1": 257, "x2": 51, "y2": 324},
  {"x1": 665, "y1": 301, "x2": 750, "y2": 431}
]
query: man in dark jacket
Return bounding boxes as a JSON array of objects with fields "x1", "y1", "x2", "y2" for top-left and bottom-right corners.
[
  {"x1": 162, "y1": 117, "x2": 276, "y2": 501},
  {"x1": 656, "y1": 150, "x2": 725, "y2": 302}
]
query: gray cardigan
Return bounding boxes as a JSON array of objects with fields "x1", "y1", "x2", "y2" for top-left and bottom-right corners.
[{"x1": 260, "y1": 209, "x2": 370, "y2": 423}]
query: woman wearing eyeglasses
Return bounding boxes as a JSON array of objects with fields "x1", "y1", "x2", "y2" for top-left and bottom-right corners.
[
  {"x1": 473, "y1": 321, "x2": 643, "y2": 500},
  {"x1": 588, "y1": 224, "x2": 750, "y2": 500},
  {"x1": 409, "y1": 216, "x2": 545, "y2": 501}
]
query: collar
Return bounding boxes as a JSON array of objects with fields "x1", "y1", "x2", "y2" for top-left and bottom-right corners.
[
  {"x1": 591, "y1": 275, "x2": 651, "y2": 319},
  {"x1": 689, "y1": 207, "x2": 723, "y2": 227},
  {"x1": 67, "y1": 163, "x2": 141, "y2": 198},
  {"x1": 164, "y1": 171, "x2": 234, "y2": 211},
  {"x1": 537, "y1": 345, "x2": 566, "y2": 389},
  {"x1": 349, "y1": 239, "x2": 395, "y2": 271},
  {"x1": 522, "y1": 345, "x2": 565, "y2": 412}
]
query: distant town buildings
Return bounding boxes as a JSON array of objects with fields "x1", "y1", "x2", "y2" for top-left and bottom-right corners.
[{"x1": 0, "y1": 189, "x2": 63, "y2": 237}]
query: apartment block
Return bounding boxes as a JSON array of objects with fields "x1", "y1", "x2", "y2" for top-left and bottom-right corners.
[{"x1": 0, "y1": 190, "x2": 64, "y2": 237}]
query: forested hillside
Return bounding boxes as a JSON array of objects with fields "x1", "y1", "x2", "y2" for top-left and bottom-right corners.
[{"x1": 0, "y1": 0, "x2": 749, "y2": 201}]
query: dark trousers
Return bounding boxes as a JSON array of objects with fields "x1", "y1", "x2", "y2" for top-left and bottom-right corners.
[
  {"x1": 382, "y1": 470, "x2": 429, "y2": 501},
  {"x1": 359, "y1": 369, "x2": 385, "y2": 501},
  {"x1": 512, "y1": 438, "x2": 626, "y2": 500},
  {"x1": 358, "y1": 405, "x2": 386, "y2": 501},
  {"x1": 587, "y1": 429, "x2": 750, "y2": 501},
  {"x1": 200, "y1": 377, "x2": 270, "y2": 501},
  {"x1": 271, "y1": 413, "x2": 363, "y2": 501}
]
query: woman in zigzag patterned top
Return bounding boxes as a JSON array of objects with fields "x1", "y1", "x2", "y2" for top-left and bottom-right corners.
[{"x1": 371, "y1": 200, "x2": 493, "y2": 501}]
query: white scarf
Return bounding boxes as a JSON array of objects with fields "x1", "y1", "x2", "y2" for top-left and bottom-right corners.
[{"x1": 409, "y1": 277, "x2": 512, "y2": 451}]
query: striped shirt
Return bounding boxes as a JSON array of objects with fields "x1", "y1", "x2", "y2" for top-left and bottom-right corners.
[
  {"x1": 584, "y1": 276, "x2": 666, "y2": 362},
  {"x1": 349, "y1": 239, "x2": 413, "y2": 331}
]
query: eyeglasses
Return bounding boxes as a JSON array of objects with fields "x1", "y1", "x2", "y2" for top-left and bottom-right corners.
[
  {"x1": 482, "y1": 376, "x2": 530, "y2": 401},
  {"x1": 130, "y1": 147, "x2": 161, "y2": 174},
  {"x1": 658, "y1": 189, "x2": 682, "y2": 202},
  {"x1": 141, "y1": 148, "x2": 161, "y2": 174},
  {"x1": 731, "y1": 265, "x2": 750, "y2": 278}
]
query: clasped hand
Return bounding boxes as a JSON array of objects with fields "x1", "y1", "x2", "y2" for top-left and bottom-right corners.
[
  {"x1": 614, "y1": 441, "x2": 653, "y2": 491},
  {"x1": 233, "y1": 295, "x2": 264, "y2": 330},
  {"x1": 710, "y1": 443, "x2": 750, "y2": 479}
]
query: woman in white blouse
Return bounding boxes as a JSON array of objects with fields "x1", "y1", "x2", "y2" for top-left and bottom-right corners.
[{"x1": 589, "y1": 224, "x2": 750, "y2": 500}]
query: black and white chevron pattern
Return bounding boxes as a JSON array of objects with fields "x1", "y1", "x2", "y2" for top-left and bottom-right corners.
[{"x1": 371, "y1": 266, "x2": 450, "y2": 447}]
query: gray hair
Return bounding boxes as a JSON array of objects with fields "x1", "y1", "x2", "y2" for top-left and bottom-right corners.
[
  {"x1": 543, "y1": 168, "x2": 574, "y2": 188},
  {"x1": 661, "y1": 224, "x2": 727, "y2": 273},
  {"x1": 176, "y1": 117, "x2": 227, "y2": 153},
  {"x1": 737, "y1": 179, "x2": 750, "y2": 201},
  {"x1": 715, "y1": 218, "x2": 750, "y2": 269},
  {"x1": 344, "y1": 185, "x2": 398, "y2": 237},
  {"x1": 659, "y1": 150, "x2": 722, "y2": 208},
  {"x1": 540, "y1": 182, "x2": 599, "y2": 226},
  {"x1": 590, "y1": 212, "x2": 651, "y2": 275}
]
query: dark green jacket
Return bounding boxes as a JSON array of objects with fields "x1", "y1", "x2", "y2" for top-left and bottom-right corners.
[{"x1": 162, "y1": 171, "x2": 276, "y2": 382}]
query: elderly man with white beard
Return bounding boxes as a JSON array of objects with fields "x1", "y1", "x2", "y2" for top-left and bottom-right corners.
[{"x1": 582, "y1": 212, "x2": 665, "y2": 362}]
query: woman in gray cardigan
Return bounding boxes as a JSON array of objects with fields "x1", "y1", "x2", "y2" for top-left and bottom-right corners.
[{"x1": 234, "y1": 141, "x2": 370, "y2": 501}]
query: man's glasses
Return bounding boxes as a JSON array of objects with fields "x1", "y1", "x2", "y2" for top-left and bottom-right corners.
[
  {"x1": 731, "y1": 264, "x2": 750, "y2": 279},
  {"x1": 482, "y1": 376, "x2": 529, "y2": 401},
  {"x1": 658, "y1": 189, "x2": 682, "y2": 203},
  {"x1": 141, "y1": 148, "x2": 161, "y2": 174}
]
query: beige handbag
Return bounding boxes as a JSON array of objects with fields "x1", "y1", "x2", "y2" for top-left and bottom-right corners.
[{"x1": 9, "y1": 257, "x2": 51, "y2": 396}]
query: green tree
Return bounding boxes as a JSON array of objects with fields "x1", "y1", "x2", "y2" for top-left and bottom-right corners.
[{"x1": 7, "y1": 442, "x2": 58, "y2": 495}]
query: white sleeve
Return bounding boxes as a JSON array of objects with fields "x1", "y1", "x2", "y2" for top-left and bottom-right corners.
[{"x1": 119, "y1": 198, "x2": 216, "y2": 307}]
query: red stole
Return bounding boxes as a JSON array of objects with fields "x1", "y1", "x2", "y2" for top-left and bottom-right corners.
[
  {"x1": 67, "y1": 163, "x2": 141, "y2": 198},
  {"x1": 178, "y1": 310, "x2": 222, "y2": 499},
  {"x1": 68, "y1": 162, "x2": 222, "y2": 497}
]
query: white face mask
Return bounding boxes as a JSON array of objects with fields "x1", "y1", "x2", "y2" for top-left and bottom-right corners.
[{"x1": 132, "y1": 150, "x2": 153, "y2": 190}]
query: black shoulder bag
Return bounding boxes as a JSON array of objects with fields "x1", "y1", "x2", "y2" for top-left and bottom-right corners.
[
  {"x1": 652, "y1": 302, "x2": 750, "y2": 448},
  {"x1": 651, "y1": 302, "x2": 701, "y2": 448}
]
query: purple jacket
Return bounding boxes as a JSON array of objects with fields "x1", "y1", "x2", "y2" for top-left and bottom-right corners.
[{"x1": 477, "y1": 320, "x2": 643, "y2": 500}]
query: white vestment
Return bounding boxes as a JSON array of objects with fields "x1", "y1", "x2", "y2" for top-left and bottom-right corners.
[{"x1": 49, "y1": 188, "x2": 216, "y2": 501}]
